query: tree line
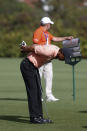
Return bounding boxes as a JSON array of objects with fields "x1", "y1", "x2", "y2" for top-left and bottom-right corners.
[{"x1": 0, "y1": 0, "x2": 87, "y2": 57}]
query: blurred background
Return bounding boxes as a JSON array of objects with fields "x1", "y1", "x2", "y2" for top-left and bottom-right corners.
[
  {"x1": 0, "y1": 0, "x2": 87, "y2": 58},
  {"x1": 0, "y1": 1, "x2": 87, "y2": 130}
]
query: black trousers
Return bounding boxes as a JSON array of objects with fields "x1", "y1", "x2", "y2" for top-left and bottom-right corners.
[{"x1": 20, "y1": 58, "x2": 43, "y2": 118}]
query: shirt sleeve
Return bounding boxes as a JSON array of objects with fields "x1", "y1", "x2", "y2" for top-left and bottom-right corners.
[
  {"x1": 34, "y1": 45, "x2": 60, "y2": 58},
  {"x1": 48, "y1": 32, "x2": 54, "y2": 40},
  {"x1": 33, "y1": 30, "x2": 41, "y2": 44}
]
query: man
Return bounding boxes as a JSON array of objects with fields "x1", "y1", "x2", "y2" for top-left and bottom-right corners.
[
  {"x1": 33, "y1": 17, "x2": 73, "y2": 102},
  {"x1": 20, "y1": 44, "x2": 65, "y2": 124}
]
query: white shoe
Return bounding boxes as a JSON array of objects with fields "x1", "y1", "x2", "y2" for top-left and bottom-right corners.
[{"x1": 46, "y1": 95, "x2": 59, "y2": 102}]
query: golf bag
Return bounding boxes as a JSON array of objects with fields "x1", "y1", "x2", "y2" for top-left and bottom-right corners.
[{"x1": 62, "y1": 38, "x2": 81, "y2": 65}]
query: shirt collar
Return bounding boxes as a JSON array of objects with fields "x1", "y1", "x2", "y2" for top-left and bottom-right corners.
[{"x1": 40, "y1": 26, "x2": 47, "y2": 33}]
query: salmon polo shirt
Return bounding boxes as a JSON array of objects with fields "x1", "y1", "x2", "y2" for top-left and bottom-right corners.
[
  {"x1": 27, "y1": 45, "x2": 60, "y2": 68},
  {"x1": 33, "y1": 26, "x2": 54, "y2": 45}
]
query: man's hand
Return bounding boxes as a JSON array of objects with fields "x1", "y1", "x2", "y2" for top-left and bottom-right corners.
[
  {"x1": 20, "y1": 46, "x2": 28, "y2": 53},
  {"x1": 66, "y1": 36, "x2": 73, "y2": 40},
  {"x1": 20, "y1": 45, "x2": 35, "y2": 53}
]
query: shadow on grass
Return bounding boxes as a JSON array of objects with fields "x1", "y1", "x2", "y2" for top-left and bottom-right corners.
[
  {"x1": 79, "y1": 111, "x2": 87, "y2": 129},
  {"x1": 0, "y1": 98, "x2": 27, "y2": 101},
  {"x1": 0, "y1": 115, "x2": 30, "y2": 124},
  {"x1": 82, "y1": 126, "x2": 87, "y2": 128},
  {"x1": 79, "y1": 111, "x2": 87, "y2": 113}
]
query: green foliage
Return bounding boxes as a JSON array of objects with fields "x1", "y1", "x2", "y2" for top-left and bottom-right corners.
[
  {"x1": 0, "y1": 0, "x2": 87, "y2": 57},
  {"x1": 50, "y1": 0, "x2": 87, "y2": 58},
  {"x1": 0, "y1": 0, "x2": 43, "y2": 57}
]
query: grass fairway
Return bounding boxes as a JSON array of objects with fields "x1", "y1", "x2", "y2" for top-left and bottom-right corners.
[{"x1": 0, "y1": 58, "x2": 87, "y2": 131}]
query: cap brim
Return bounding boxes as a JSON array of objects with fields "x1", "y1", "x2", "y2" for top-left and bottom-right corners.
[{"x1": 50, "y1": 21, "x2": 54, "y2": 24}]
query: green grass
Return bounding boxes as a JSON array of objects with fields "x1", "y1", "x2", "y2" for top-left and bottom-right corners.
[{"x1": 0, "y1": 58, "x2": 87, "y2": 131}]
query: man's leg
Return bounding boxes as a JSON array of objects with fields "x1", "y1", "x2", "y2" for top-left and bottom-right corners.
[
  {"x1": 43, "y1": 62, "x2": 59, "y2": 102},
  {"x1": 39, "y1": 65, "x2": 44, "y2": 78},
  {"x1": 20, "y1": 59, "x2": 52, "y2": 123},
  {"x1": 20, "y1": 59, "x2": 43, "y2": 118},
  {"x1": 43, "y1": 62, "x2": 53, "y2": 97},
  {"x1": 39, "y1": 66, "x2": 44, "y2": 101}
]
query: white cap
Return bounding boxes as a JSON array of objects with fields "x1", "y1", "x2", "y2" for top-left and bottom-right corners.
[{"x1": 40, "y1": 17, "x2": 54, "y2": 25}]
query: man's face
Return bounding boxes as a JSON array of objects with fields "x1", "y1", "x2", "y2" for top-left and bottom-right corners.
[{"x1": 46, "y1": 23, "x2": 51, "y2": 30}]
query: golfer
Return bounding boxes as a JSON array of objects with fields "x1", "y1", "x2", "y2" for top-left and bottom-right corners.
[
  {"x1": 20, "y1": 44, "x2": 65, "y2": 124},
  {"x1": 33, "y1": 17, "x2": 73, "y2": 102}
]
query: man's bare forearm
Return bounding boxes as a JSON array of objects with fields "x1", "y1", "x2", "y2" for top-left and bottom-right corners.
[
  {"x1": 20, "y1": 45, "x2": 35, "y2": 53},
  {"x1": 52, "y1": 36, "x2": 73, "y2": 42}
]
